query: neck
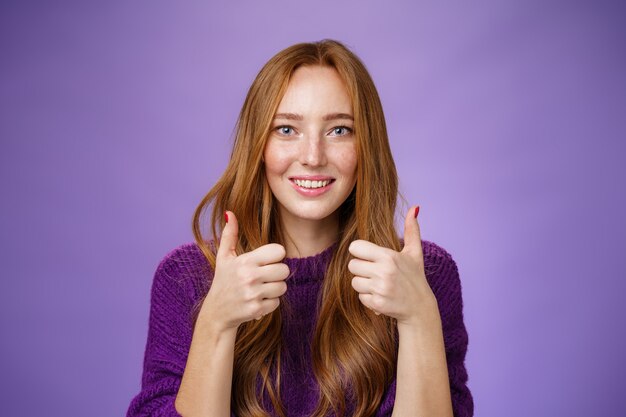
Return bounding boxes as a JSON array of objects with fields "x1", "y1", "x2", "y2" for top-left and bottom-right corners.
[{"x1": 279, "y1": 211, "x2": 339, "y2": 258}]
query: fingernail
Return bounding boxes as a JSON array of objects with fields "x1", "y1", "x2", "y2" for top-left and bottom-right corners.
[
  {"x1": 414, "y1": 206, "x2": 420, "y2": 218},
  {"x1": 224, "y1": 211, "x2": 229, "y2": 223}
]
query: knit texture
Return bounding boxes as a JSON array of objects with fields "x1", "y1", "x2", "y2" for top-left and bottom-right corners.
[{"x1": 127, "y1": 240, "x2": 473, "y2": 417}]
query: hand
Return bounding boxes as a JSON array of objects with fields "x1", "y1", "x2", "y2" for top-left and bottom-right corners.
[
  {"x1": 348, "y1": 206, "x2": 436, "y2": 327},
  {"x1": 200, "y1": 211, "x2": 290, "y2": 331}
]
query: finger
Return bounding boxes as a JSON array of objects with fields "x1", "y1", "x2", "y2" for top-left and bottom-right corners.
[
  {"x1": 401, "y1": 205, "x2": 423, "y2": 259},
  {"x1": 351, "y1": 276, "x2": 374, "y2": 294},
  {"x1": 348, "y1": 239, "x2": 393, "y2": 262},
  {"x1": 246, "y1": 243, "x2": 287, "y2": 266},
  {"x1": 255, "y1": 298, "x2": 280, "y2": 320},
  {"x1": 259, "y1": 281, "x2": 288, "y2": 299},
  {"x1": 217, "y1": 210, "x2": 239, "y2": 260},
  {"x1": 357, "y1": 293, "x2": 380, "y2": 315},
  {"x1": 348, "y1": 258, "x2": 377, "y2": 278},
  {"x1": 257, "y1": 263, "x2": 290, "y2": 282}
]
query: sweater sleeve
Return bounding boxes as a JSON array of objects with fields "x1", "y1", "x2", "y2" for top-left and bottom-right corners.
[
  {"x1": 430, "y1": 245, "x2": 474, "y2": 417},
  {"x1": 126, "y1": 246, "x2": 238, "y2": 417},
  {"x1": 126, "y1": 248, "x2": 194, "y2": 416},
  {"x1": 375, "y1": 241, "x2": 474, "y2": 417}
]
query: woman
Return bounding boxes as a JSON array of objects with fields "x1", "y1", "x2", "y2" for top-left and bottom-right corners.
[{"x1": 127, "y1": 39, "x2": 473, "y2": 417}]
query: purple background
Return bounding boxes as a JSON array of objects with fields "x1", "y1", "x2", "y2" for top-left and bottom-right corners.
[{"x1": 1, "y1": 1, "x2": 625, "y2": 416}]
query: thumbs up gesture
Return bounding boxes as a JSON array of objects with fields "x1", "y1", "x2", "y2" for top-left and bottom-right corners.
[
  {"x1": 348, "y1": 206, "x2": 437, "y2": 328},
  {"x1": 200, "y1": 211, "x2": 290, "y2": 332}
]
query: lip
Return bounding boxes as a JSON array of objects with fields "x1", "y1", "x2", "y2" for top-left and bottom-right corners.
[
  {"x1": 288, "y1": 175, "x2": 335, "y2": 181},
  {"x1": 289, "y1": 177, "x2": 335, "y2": 197}
]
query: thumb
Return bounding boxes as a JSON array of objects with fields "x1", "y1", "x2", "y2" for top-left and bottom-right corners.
[
  {"x1": 217, "y1": 210, "x2": 239, "y2": 260},
  {"x1": 401, "y1": 205, "x2": 423, "y2": 258}
]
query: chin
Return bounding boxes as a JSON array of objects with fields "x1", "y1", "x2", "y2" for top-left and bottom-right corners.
[
  {"x1": 283, "y1": 205, "x2": 339, "y2": 223},
  {"x1": 296, "y1": 211, "x2": 335, "y2": 222}
]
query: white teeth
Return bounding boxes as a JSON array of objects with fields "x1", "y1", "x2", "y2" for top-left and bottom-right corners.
[{"x1": 293, "y1": 179, "x2": 331, "y2": 189}]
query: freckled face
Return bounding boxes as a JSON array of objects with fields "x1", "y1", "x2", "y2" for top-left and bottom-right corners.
[{"x1": 263, "y1": 65, "x2": 357, "y2": 226}]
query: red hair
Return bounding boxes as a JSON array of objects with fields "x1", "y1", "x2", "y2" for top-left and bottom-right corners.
[{"x1": 192, "y1": 39, "x2": 400, "y2": 417}]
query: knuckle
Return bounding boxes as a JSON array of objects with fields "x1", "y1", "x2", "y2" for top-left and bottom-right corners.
[
  {"x1": 242, "y1": 285, "x2": 259, "y2": 302},
  {"x1": 371, "y1": 295, "x2": 384, "y2": 310},
  {"x1": 269, "y1": 243, "x2": 286, "y2": 258},
  {"x1": 244, "y1": 257, "x2": 258, "y2": 269},
  {"x1": 382, "y1": 264, "x2": 396, "y2": 278},
  {"x1": 238, "y1": 265, "x2": 254, "y2": 283},
  {"x1": 248, "y1": 267, "x2": 262, "y2": 283},
  {"x1": 379, "y1": 253, "x2": 393, "y2": 267},
  {"x1": 385, "y1": 250, "x2": 399, "y2": 263},
  {"x1": 377, "y1": 282, "x2": 390, "y2": 296},
  {"x1": 251, "y1": 301, "x2": 264, "y2": 316}
]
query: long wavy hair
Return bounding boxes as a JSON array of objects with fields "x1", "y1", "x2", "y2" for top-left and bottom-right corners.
[{"x1": 192, "y1": 39, "x2": 401, "y2": 417}]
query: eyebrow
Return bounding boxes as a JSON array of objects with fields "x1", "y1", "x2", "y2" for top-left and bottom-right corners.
[{"x1": 273, "y1": 112, "x2": 354, "y2": 121}]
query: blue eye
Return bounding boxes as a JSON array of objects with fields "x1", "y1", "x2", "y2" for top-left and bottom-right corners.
[
  {"x1": 276, "y1": 126, "x2": 294, "y2": 135},
  {"x1": 331, "y1": 126, "x2": 352, "y2": 136}
]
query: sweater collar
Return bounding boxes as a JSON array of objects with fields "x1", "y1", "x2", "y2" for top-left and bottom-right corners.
[{"x1": 283, "y1": 242, "x2": 338, "y2": 285}]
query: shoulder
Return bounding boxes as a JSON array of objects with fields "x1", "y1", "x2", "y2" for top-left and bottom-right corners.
[
  {"x1": 400, "y1": 238, "x2": 459, "y2": 282},
  {"x1": 421, "y1": 239, "x2": 459, "y2": 283},
  {"x1": 156, "y1": 241, "x2": 212, "y2": 273},
  {"x1": 151, "y1": 242, "x2": 215, "y2": 304},
  {"x1": 420, "y1": 240, "x2": 465, "y2": 323}
]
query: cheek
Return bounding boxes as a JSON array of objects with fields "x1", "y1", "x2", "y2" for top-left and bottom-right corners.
[
  {"x1": 263, "y1": 143, "x2": 292, "y2": 176},
  {"x1": 334, "y1": 146, "x2": 358, "y2": 179}
]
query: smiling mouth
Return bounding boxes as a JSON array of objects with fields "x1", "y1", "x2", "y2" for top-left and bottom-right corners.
[{"x1": 289, "y1": 178, "x2": 335, "y2": 189}]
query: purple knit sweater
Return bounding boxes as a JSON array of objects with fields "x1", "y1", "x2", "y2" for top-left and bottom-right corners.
[{"x1": 127, "y1": 240, "x2": 473, "y2": 417}]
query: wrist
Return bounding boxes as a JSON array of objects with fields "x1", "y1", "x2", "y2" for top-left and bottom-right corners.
[
  {"x1": 396, "y1": 295, "x2": 442, "y2": 334},
  {"x1": 193, "y1": 317, "x2": 239, "y2": 352},
  {"x1": 196, "y1": 304, "x2": 239, "y2": 338}
]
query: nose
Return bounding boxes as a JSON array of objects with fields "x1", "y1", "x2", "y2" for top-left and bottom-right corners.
[{"x1": 299, "y1": 134, "x2": 327, "y2": 167}]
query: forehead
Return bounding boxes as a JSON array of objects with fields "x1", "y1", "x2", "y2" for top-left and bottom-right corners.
[{"x1": 276, "y1": 65, "x2": 353, "y2": 115}]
